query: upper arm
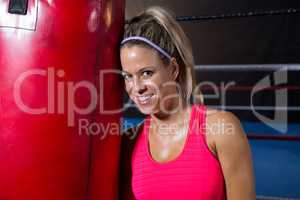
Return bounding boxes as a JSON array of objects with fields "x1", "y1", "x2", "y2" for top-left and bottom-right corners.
[{"x1": 206, "y1": 110, "x2": 256, "y2": 200}]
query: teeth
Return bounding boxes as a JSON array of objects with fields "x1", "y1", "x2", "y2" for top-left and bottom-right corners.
[{"x1": 137, "y1": 94, "x2": 152, "y2": 102}]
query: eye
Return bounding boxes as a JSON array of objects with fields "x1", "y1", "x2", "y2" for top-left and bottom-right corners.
[
  {"x1": 141, "y1": 70, "x2": 154, "y2": 78},
  {"x1": 122, "y1": 72, "x2": 132, "y2": 81}
]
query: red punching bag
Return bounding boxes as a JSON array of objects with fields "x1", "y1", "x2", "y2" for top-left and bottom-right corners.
[
  {"x1": 89, "y1": 0, "x2": 125, "y2": 199},
  {"x1": 0, "y1": 0, "x2": 124, "y2": 199}
]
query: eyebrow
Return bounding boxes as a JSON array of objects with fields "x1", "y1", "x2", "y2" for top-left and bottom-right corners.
[{"x1": 122, "y1": 66, "x2": 157, "y2": 75}]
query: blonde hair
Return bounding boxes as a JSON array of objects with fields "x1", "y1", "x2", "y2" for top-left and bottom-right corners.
[{"x1": 121, "y1": 6, "x2": 203, "y2": 104}]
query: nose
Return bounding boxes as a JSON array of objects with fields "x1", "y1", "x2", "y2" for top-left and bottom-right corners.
[{"x1": 133, "y1": 77, "x2": 147, "y2": 95}]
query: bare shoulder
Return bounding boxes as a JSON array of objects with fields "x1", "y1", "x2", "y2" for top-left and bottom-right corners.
[
  {"x1": 205, "y1": 108, "x2": 248, "y2": 156},
  {"x1": 206, "y1": 108, "x2": 255, "y2": 199},
  {"x1": 206, "y1": 108, "x2": 243, "y2": 135},
  {"x1": 206, "y1": 107, "x2": 240, "y2": 121}
]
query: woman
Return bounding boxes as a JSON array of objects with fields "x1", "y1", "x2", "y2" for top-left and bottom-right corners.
[{"x1": 119, "y1": 6, "x2": 255, "y2": 200}]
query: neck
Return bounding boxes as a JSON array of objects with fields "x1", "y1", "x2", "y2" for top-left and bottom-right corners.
[{"x1": 150, "y1": 98, "x2": 190, "y2": 125}]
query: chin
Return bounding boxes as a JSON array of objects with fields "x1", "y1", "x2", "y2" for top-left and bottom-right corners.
[
  {"x1": 137, "y1": 105, "x2": 157, "y2": 115},
  {"x1": 132, "y1": 95, "x2": 160, "y2": 115}
]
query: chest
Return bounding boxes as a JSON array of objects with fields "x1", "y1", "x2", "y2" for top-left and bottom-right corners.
[
  {"x1": 148, "y1": 131, "x2": 187, "y2": 163},
  {"x1": 131, "y1": 133, "x2": 225, "y2": 200}
]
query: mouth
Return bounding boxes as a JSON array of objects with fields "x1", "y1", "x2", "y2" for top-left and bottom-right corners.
[{"x1": 135, "y1": 94, "x2": 154, "y2": 105}]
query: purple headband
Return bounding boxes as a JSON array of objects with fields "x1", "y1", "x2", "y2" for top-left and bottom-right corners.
[{"x1": 121, "y1": 36, "x2": 171, "y2": 60}]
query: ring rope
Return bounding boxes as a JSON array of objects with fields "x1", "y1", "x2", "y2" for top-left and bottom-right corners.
[
  {"x1": 176, "y1": 8, "x2": 300, "y2": 22},
  {"x1": 125, "y1": 8, "x2": 300, "y2": 24},
  {"x1": 256, "y1": 195, "x2": 300, "y2": 200}
]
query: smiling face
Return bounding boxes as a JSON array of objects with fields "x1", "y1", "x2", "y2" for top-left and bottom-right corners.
[{"x1": 120, "y1": 45, "x2": 179, "y2": 115}]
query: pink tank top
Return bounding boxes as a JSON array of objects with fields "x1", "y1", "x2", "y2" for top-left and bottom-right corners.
[{"x1": 131, "y1": 104, "x2": 226, "y2": 200}]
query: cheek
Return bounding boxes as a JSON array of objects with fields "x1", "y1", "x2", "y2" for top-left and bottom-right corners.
[
  {"x1": 124, "y1": 81, "x2": 132, "y2": 94},
  {"x1": 149, "y1": 76, "x2": 168, "y2": 92}
]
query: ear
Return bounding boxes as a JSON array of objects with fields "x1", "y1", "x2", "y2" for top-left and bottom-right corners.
[{"x1": 168, "y1": 57, "x2": 180, "y2": 81}]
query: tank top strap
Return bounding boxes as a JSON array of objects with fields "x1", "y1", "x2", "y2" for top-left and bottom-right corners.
[{"x1": 191, "y1": 104, "x2": 208, "y2": 147}]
